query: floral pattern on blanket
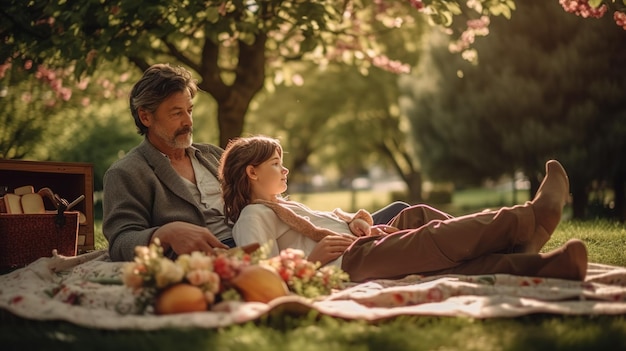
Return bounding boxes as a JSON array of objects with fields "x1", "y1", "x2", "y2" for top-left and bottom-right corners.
[
  {"x1": 2, "y1": 250, "x2": 626, "y2": 330},
  {"x1": 327, "y1": 273, "x2": 622, "y2": 308}
]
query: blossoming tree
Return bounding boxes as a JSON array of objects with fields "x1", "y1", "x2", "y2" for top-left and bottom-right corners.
[{"x1": 0, "y1": 0, "x2": 624, "y2": 148}]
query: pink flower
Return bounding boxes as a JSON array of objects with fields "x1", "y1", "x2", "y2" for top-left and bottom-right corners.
[
  {"x1": 614, "y1": 11, "x2": 626, "y2": 30},
  {"x1": 409, "y1": 0, "x2": 424, "y2": 10},
  {"x1": 0, "y1": 62, "x2": 11, "y2": 79},
  {"x1": 186, "y1": 269, "x2": 212, "y2": 286},
  {"x1": 559, "y1": 0, "x2": 607, "y2": 19}
]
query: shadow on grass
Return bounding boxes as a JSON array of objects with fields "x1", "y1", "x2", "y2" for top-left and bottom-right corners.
[{"x1": 3, "y1": 309, "x2": 626, "y2": 351}]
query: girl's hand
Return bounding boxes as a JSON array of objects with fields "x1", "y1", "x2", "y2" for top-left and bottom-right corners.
[
  {"x1": 349, "y1": 218, "x2": 371, "y2": 236},
  {"x1": 349, "y1": 218, "x2": 399, "y2": 237},
  {"x1": 307, "y1": 235, "x2": 355, "y2": 266},
  {"x1": 370, "y1": 224, "x2": 399, "y2": 236}
]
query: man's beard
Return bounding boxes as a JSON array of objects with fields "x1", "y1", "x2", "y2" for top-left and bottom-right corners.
[
  {"x1": 172, "y1": 127, "x2": 193, "y2": 149},
  {"x1": 154, "y1": 126, "x2": 193, "y2": 149}
]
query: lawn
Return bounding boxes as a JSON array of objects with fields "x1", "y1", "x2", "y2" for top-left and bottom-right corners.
[{"x1": 3, "y1": 189, "x2": 626, "y2": 351}]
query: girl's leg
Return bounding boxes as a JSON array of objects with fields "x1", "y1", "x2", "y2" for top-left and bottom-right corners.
[
  {"x1": 342, "y1": 203, "x2": 536, "y2": 281},
  {"x1": 371, "y1": 201, "x2": 411, "y2": 225},
  {"x1": 342, "y1": 160, "x2": 570, "y2": 282},
  {"x1": 388, "y1": 204, "x2": 454, "y2": 230},
  {"x1": 425, "y1": 239, "x2": 588, "y2": 281}
]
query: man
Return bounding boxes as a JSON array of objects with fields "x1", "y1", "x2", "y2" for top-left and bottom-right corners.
[{"x1": 103, "y1": 63, "x2": 408, "y2": 262}]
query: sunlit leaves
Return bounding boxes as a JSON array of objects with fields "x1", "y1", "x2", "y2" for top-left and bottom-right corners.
[
  {"x1": 589, "y1": 0, "x2": 604, "y2": 8},
  {"x1": 478, "y1": 0, "x2": 516, "y2": 19}
]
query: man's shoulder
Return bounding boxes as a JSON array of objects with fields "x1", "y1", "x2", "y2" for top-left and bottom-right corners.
[
  {"x1": 108, "y1": 146, "x2": 144, "y2": 168},
  {"x1": 192, "y1": 142, "x2": 223, "y2": 152},
  {"x1": 192, "y1": 143, "x2": 224, "y2": 156},
  {"x1": 106, "y1": 143, "x2": 154, "y2": 176}
]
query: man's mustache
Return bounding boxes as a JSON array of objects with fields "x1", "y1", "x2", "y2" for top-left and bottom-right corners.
[{"x1": 175, "y1": 127, "x2": 193, "y2": 136}]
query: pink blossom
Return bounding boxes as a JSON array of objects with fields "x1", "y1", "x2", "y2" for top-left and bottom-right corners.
[
  {"x1": 614, "y1": 11, "x2": 626, "y2": 29},
  {"x1": 409, "y1": 0, "x2": 424, "y2": 10},
  {"x1": 119, "y1": 72, "x2": 130, "y2": 82},
  {"x1": 20, "y1": 92, "x2": 32, "y2": 103},
  {"x1": 0, "y1": 62, "x2": 11, "y2": 79},
  {"x1": 371, "y1": 54, "x2": 411, "y2": 74},
  {"x1": 76, "y1": 79, "x2": 89, "y2": 90},
  {"x1": 559, "y1": 0, "x2": 607, "y2": 19},
  {"x1": 467, "y1": 16, "x2": 490, "y2": 30},
  {"x1": 59, "y1": 87, "x2": 72, "y2": 101}
]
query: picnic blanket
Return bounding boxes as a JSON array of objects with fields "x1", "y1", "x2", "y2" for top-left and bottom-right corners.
[{"x1": 2, "y1": 250, "x2": 626, "y2": 330}]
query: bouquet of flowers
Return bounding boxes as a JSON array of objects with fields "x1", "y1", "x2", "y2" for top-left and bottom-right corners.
[
  {"x1": 122, "y1": 239, "x2": 350, "y2": 314},
  {"x1": 263, "y1": 248, "x2": 349, "y2": 298}
]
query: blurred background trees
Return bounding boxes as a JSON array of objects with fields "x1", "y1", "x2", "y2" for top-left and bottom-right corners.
[
  {"x1": 1, "y1": 0, "x2": 625, "y2": 220},
  {"x1": 399, "y1": 0, "x2": 626, "y2": 219}
]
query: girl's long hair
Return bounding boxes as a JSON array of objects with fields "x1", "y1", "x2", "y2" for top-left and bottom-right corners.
[{"x1": 219, "y1": 135, "x2": 283, "y2": 223}]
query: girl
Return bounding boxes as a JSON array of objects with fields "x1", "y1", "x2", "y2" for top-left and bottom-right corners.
[{"x1": 219, "y1": 135, "x2": 588, "y2": 282}]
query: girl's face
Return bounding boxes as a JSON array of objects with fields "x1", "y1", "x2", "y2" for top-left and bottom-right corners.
[{"x1": 247, "y1": 148, "x2": 289, "y2": 201}]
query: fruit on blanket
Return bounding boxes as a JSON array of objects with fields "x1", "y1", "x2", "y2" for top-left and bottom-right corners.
[
  {"x1": 230, "y1": 265, "x2": 289, "y2": 303},
  {"x1": 155, "y1": 283, "x2": 207, "y2": 314}
]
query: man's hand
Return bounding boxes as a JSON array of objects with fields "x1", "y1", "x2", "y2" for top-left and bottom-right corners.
[{"x1": 151, "y1": 221, "x2": 228, "y2": 255}]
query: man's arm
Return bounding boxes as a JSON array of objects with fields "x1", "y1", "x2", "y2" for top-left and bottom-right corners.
[{"x1": 102, "y1": 164, "x2": 158, "y2": 261}]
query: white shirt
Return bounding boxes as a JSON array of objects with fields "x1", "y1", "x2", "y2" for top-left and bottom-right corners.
[
  {"x1": 179, "y1": 149, "x2": 232, "y2": 241},
  {"x1": 232, "y1": 203, "x2": 354, "y2": 268}
]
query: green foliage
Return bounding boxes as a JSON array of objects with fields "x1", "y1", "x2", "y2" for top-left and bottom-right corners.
[
  {"x1": 54, "y1": 118, "x2": 142, "y2": 191},
  {"x1": 0, "y1": 65, "x2": 85, "y2": 159},
  {"x1": 400, "y1": 1, "x2": 626, "y2": 217},
  {"x1": 1, "y1": 0, "x2": 519, "y2": 148},
  {"x1": 0, "y1": 59, "x2": 139, "y2": 163}
]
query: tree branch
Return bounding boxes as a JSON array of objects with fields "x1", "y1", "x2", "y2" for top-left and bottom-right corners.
[
  {"x1": 198, "y1": 38, "x2": 227, "y2": 99},
  {"x1": 161, "y1": 39, "x2": 198, "y2": 71},
  {"x1": 127, "y1": 56, "x2": 150, "y2": 72}
]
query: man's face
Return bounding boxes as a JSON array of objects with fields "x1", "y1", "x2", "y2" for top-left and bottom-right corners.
[{"x1": 141, "y1": 90, "x2": 194, "y2": 152}]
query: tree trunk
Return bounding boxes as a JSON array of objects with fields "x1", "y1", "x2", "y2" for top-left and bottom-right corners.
[
  {"x1": 198, "y1": 34, "x2": 267, "y2": 148},
  {"x1": 570, "y1": 182, "x2": 588, "y2": 220},
  {"x1": 613, "y1": 172, "x2": 625, "y2": 222},
  {"x1": 216, "y1": 92, "x2": 254, "y2": 148},
  {"x1": 405, "y1": 171, "x2": 423, "y2": 203}
]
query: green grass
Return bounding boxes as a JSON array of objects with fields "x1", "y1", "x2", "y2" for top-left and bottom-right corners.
[{"x1": 4, "y1": 189, "x2": 626, "y2": 351}]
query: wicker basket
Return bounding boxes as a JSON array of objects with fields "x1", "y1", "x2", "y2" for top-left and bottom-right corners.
[{"x1": 0, "y1": 212, "x2": 79, "y2": 269}]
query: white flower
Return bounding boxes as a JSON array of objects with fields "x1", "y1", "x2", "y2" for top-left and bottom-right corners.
[
  {"x1": 122, "y1": 262, "x2": 144, "y2": 291},
  {"x1": 188, "y1": 251, "x2": 214, "y2": 270},
  {"x1": 177, "y1": 251, "x2": 213, "y2": 271},
  {"x1": 155, "y1": 259, "x2": 185, "y2": 288}
]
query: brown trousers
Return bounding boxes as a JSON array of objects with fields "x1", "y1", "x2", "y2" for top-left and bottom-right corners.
[{"x1": 341, "y1": 203, "x2": 559, "y2": 282}]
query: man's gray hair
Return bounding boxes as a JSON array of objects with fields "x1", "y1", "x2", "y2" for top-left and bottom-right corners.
[{"x1": 129, "y1": 64, "x2": 198, "y2": 135}]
